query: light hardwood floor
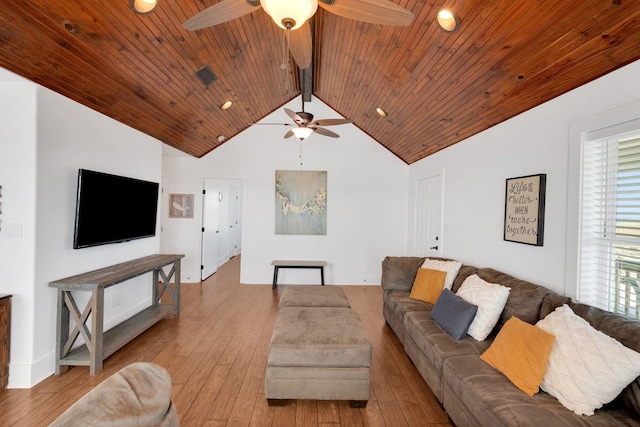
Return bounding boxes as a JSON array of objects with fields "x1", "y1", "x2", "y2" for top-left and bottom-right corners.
[{"x1": 0, "y1": 256, "x2": 451, "y2": 426}]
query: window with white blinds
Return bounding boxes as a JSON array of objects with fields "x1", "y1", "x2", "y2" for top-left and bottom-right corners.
[{"x1": 579, "y1": 124, "x2": 640, "y2": 319}]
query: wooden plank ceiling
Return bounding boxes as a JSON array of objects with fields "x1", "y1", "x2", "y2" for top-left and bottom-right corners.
[{"x1": 1, "y1": 0, "x2": 639, "y2": 164}]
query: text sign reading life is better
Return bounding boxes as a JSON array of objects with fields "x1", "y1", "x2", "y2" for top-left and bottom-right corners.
[{"x1": 504, "y1": 174, "x2": 546, "y2": 246}]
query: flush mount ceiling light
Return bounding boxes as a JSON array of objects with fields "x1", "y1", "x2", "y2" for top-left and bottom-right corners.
[
  {"x1": 261, "y1": 0, "x2": 318, "y2": 30},
  {"x1": 376, "y1": 107, "x2": 388, "y2": 117},
  {"x1": 130, "y1": 0, "x2": 158, "y2": 15},
  {"x1": 291, "y1": 126, "x2": 314, "y2": 141},
  {"x1": 437, "y1": 9, "x2": 459, "y2": 32},
  {"x1": 220, "y1": 101, "x2": 233, "y2": 110}
]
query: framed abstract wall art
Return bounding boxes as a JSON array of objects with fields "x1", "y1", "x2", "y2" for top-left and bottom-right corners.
[{"x1": 275, "y1": 170, "x2": 327, "y2": 235}]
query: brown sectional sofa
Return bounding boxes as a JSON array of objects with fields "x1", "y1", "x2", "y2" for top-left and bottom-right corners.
[{"x1": 381, "y1": 256, "x2": 640, "y2": 426}]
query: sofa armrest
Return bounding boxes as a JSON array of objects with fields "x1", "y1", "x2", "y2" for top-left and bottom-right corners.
[{"x1": 50, "y1": 362, "x2": 178, "y2": 427}]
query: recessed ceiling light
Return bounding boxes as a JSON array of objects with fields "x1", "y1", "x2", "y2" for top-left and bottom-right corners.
[
  {"x1": 376, "y1": 107, "x2": 388, "y2": 117},
  {"x1": 437, "y1": 9, "x2": 459, "y2": 33},
  {"x1": 217, "y1": 135, "x2": 226, "y2": 142},
  {"x1": 130, "y1": 0, "x2": 158, "y2": 15},
  {"x1": 220, "y1": 101, "x2": 233, "y2": 110}
]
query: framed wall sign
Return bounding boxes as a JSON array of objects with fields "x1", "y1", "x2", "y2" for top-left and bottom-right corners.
[
  {"x1": 169, "y1": 193, "x2": 194, "y2": 218},
  {"x1": 504, "y1": 174, "x2": 546, "y2": 246}
]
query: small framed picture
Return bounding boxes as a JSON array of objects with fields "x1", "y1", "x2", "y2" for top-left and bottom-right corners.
[
  {"x1": 504, "y1": 174, "x2": 546, "y2": 246},
  {"x1": 169, "y1": 194, "x2": 194, "y2": 218}
]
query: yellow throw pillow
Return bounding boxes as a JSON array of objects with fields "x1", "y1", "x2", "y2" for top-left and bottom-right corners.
[
  {"x1": 409, "y1": 268, "x2": 447, "y2": 304},
  {"x1": 480, "y1": 316, "x2": 555, "y2": 396}
]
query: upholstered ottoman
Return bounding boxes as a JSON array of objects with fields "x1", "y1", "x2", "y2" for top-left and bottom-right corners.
[
  {"x1": 278, "y1": 285, "x2": 351, "y2": 309},
  {"x1": 266, "y1": 306, "x2": 371, "y2": 407}
]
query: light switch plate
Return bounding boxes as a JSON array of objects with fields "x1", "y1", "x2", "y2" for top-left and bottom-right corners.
[{"x1": 0, "y1": 223, "x2": 22, "y2": 237}]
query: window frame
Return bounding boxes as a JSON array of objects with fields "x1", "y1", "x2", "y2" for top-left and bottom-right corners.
[{"x1": 578, "y1": 128, "x2": 640, "y2": 317}]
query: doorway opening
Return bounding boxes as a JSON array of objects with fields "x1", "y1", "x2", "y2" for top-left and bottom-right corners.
[{"x1": 201, "y1": 179, "x2": 243, "y2": 280}]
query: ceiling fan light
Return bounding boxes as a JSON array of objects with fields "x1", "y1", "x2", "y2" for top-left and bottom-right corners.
[
  {"x1": 292, "y1": 126, "x2": 314, "y2": 140},
  {"x1": 437, "y1": 9, "x2": 459, "y2": 32},
  {"x1": 261, "y1": 0, "x2": 318, "y2": 30},
  {"x1": 130, "y1": 0, "x2": 158, "y2": 15}
]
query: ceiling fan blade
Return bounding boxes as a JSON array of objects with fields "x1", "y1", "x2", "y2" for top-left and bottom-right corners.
[
  {"x1": 288, "y1": 21, "x2": 313, "y2": 69},
  {"x1": 254, "y1": 123, "x2": 295, "y2": 126},
  {"x1": 318, "y1": 0, "x2": 414, "y2": 27},
  {"x1": 313, "y1": 118, "x2": 352, "y2": 126},
  {"x1": 312, "y1": 127, "x2": 340, "y2": 138},
  {"x1": 183, "y1": 0, "x2": 261, "y2": 31},
  {"x1": 284, "y1": 130, "x2": 295, "y2": 138},
  {"x1": 284, "y1": 108, "x2": 305, "y2": 125}
]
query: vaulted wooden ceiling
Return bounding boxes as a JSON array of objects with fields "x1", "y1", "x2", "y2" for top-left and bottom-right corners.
[{"x1": 1, "y1": 1, "x2": 639, "y2": 164}]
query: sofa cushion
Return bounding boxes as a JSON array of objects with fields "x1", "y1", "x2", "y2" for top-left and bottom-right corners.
[
  {"x1": 404, "y1": 310, "x2": 491, "y2": 376},
  {"x1": 385, "y1": 290, "x2": 431, "y2": 322},
  {"x1": 442, "y1": 355, "x2": 637, "y2": 427},
  {"x1": 540, "y1": 291, "x2": 572, "y2": 319},
  {"x1": 432, "y1": 289, "x2": 478, "y2": 340},
  {"x1": 536, "y1": 305, "x2": 640, "y2": 416},
  {"x1": 476, "y1": 268, "x2": 550, "y2": 330},
  {"x1": 409, "y1": 268, "x2": 447, "y2": 304},
  {"x1": 480, "y1": 316, "x2": 555, "y2": 396},
  {"x1": 569, "y1": 302, "x2": 640, "y2": 417},
  {"x1": 381, "y1": 256, "x2": 425, "y2": 292},
  {"x1": 451, "y1": 264, "x2": 479, "y2": 293},
  {"x1": 421, "y1": 259, "x2": 462, "y2": 290},
  {"x1": 457, "y1": 274, "x2": 510, "y2": 341}
]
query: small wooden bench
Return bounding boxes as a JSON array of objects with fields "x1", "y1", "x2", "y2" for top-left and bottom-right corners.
[{"x1": 271, "y1": 260, "x2": 326, "y2": 289}]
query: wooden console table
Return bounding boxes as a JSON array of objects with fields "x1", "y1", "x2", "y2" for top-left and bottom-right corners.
[
  {"x1": 50, "y1": 254, "x2": 184, "y2": 375},
  {"x1": 271, "y1": 260, "x2": 326, "y2": 289}
]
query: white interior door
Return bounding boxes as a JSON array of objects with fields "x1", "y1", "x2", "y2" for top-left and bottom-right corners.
[
  {"x1": 201, "y1": 182, "x2": 218, "y2": 280},
  {"x1": 216, "y1": 182, "x2": 231, "y2": 266},
  {"x1": 415, "y1": 173, "x2": 443, "y2": 256}
]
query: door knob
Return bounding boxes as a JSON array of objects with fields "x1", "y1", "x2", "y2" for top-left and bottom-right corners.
[{"x1": 430, "y1": 246, "x2": 438, "y2": 250}]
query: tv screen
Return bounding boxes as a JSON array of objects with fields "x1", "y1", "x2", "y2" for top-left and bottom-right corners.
[{"x1": 73, "y1": 169, "x2": 160, "y2": 249}]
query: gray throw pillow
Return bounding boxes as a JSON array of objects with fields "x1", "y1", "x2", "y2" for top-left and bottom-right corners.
[{"x1": 432, "y1": 288, "x2": 478, "y2": 341}]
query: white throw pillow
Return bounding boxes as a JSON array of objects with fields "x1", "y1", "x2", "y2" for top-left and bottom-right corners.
[
  {"x1": 536, "y1": 304, "x2": 640, "y2": 416},
  {"x1": 420, "y1": 259, "x2": 462, "y2": 290},
  {"x1": 456, "y1": 274, "x2": 510, "y2": 341}
]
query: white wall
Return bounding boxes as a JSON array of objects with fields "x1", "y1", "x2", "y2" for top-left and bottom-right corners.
[
  {"x1": 409, "y1": 60, "x2": 640, "y2": 296},
  {"x1": 0, "y1": 67, "x2": 163, "y2": 387},
  {"x1": 0, "y1": 69, "x2": 38, "y2": 389},
  {"x1": 162, "y1": 97, "x2": 409, "y2": 285}
]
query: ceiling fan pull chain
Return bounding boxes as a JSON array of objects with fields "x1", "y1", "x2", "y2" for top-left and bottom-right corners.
[
  {"x1": 299, "y1": 140, "x2": 304, "y2": 165},
  {"x1": 281, "y1": 29, "x2": 292, "y2": 94}
]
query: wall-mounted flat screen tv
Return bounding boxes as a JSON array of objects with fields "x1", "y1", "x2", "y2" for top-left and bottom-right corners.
[{"x1": 73, "y1": 169, "x2": 160, "y2": 249}]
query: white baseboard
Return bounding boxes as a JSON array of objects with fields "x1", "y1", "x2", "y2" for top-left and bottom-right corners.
[{"x1": 8, "y1": 351, "x2": 55, "y2": 389}]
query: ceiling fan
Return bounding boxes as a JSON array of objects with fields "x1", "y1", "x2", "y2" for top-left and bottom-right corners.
[
  {"x1": 259, "y1": 98, "x2": 352, "y2": 140},
  {"x1": 183, "y1": 0, "x2": 415, "y2": 69}
]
